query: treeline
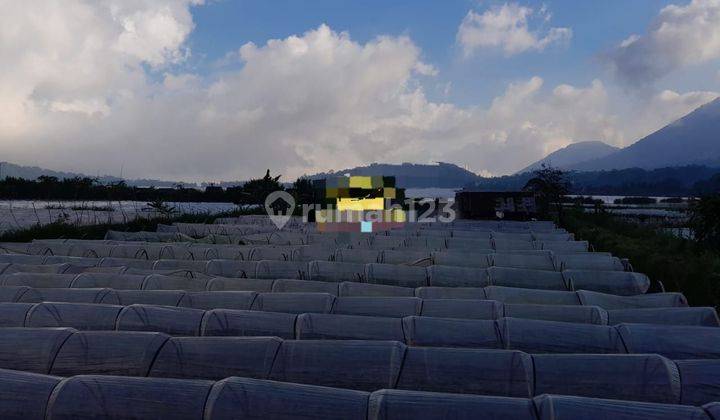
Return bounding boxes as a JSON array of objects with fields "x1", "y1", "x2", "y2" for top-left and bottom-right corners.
[{"x1": 0, "y1": 171, "x2": 312, "y2": 205}]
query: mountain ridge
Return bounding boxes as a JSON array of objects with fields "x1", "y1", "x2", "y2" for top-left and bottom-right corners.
[
  {"x1": 517, "y1": 141, "x2": 620, "y2": 174},
  {"x1": 568, "y1": 97, "x2": 720, "y2": 171}
]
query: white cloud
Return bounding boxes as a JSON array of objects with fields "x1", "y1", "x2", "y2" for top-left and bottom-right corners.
[
  {"x1": 623, "y1": 89, "x2": 719, "y2": 140},
  {"x1": 457, "y1": 3, "x2": 572, "y2": 56},
  {"x1": 439, "y1": 77, "x2": 623, "y2": 174},
  {"x1": 0, "y1": 0, "x2": 202, "y2": 130},
  {"x1": 607, "y1": 0, "x2": 720, "y2": 85},
  {"x1": 0, "y1": 1, "x2": 716, "y2": 182}
]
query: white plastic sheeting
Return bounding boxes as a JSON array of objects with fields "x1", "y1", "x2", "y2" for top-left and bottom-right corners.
[
  {"x1": 0, "y1": 263, "x2": 71, "y2": 275},
  {"x1": 488, "y1": 267, "x2": 567, "y2": 290},
  {"x1": 420, "y1": 299, "x2": 502, "y2": 320},
  {"x1": 1, "y1": 273, "x2": 76, "y2": 288},
  {"x1": 178, "y1": 291, "x2": 256, "y2": 310},
  {"x1": 206, "y1": 377, "x2": 369, "y2": 420},
  {"x1": 431, "y1": 251, "x2": 491, "y2": 268},
  {"x1": 116, "y1": 304, "x2": 205, "y2": 336},
  {"x1": 338, "y1": 282, "x2": 415, "y2": 297},
  {"x1": 564, "y1": 270, "x2": 651, "y2": 295},
  {"x1": 250, "y1": 292, "x2": 335, "y2": 314},
  {"x1": 271, "y1": 279, "x2": 340, "y2": 295},
  {"x1": 0, "y1": 285, "x2": 36, "y2": 302},
  {"x1": 498, "y1": 318, "x2": 626, "y2": 354},
  {"x1": 608, "y1": 307, "x2": 720, "y2": 327},
  {"x1": 0, "y1": 368, "x2": 61, "y2": 419},
  {"x1": 426, "y1": 265, "x2": 488, "y2": 288},
  {"x1": 365, "y1": 264, "x2": 428, "y2": 288},
  {"x1": 402, "y1": 316, "x2": 501, "y2": 348},
  {"x1": 414, "y1": 286, "x2": 487, "y2": 300},
  {"x1": 142, "y1": 274, "x2": 208, "y2": 292},
  {"x1": 205, "y1": 260, "x2": 258, "y2": 278},
  {"x1": 50, "y1": 331, "x2": 168, "y2": 377},
  {"x1": 381, "y1": 250, "x2": 431, "y2": 265},
  {"x1": 504, "y1": 304, "x2": 607, "y2": 325},
  {"x1": 532, "y1": 354, "x2": 681, "y2": 403},
  {"x1": 537, "y1": 240, "x2": 588, "y2": 253},
  {"x1": 71, "y1": 273, "x2": 146, "y2": 289},
  {"x1": 105, "y1": 290, "x2": 185, "y2": 306},
  {"x1": 676, "y1": 360, "x2": 720, "y2": 406},
  {"x1": 201, "y1": 309, "x2": 297, "y2": 338},
  {"x1": 295, "y1": 313, "x2": 404, "y2": 341},
  {"x1": 0, "y1": 302, "x2": 33, "y2": 327},
  {"x1": 98, "y1": 257, "x2": 155, "y2": 269},
  {"x1": 255, "y1": 260, "x2": 309, "y2": 280},
  {"x1": 149, "y1": 336, "x2": 282, "y2": 380},
  {"x1": 397, "y1": 347, "x2": 533, "y2": 397},
  {"x1": 485, "y1": 286, "x2": 581, "y2": 305},
  {"x1": 577, "y1": 290, "x2": 688, "y2": 309},
  {"x1": 617, "y1": 324, "x2": 720, "y2": 359},
  {"x1": 491, "y1": 253, "x2": 556, "y2": 271},
  {"x1": 332, "y1": 297, "x2": 422, "y2": 318},
  {"x1": 206, "y1": 277, "x2": 275, "y2": 292},
  {"x1": 26, "y1": 302, "x2": 122, "y2": 330},
  {"x1": 46, "y1": 375, "x2": 214, "y2": 420},
  {"x1": 0, "y1": 327, "x2": 75, "y2": 373},
  {"x1": 533, "y1": 394, "x2": 710, "y2": 420},
  {"x1": 334, "y1": 249, "x2": 382, "y2": 264},
  {"x1": 554, "y1": 254, "x2": 625, "y2": 271},
  {"x1": 308, "y1": 260, "x2": 365, "y2": 283},
  {"x1": 368, "y1": 389, "x2": 537, "y2": 420},
  {"x1": 269, "y1": 340, "x2": 406, "y2": 391}
]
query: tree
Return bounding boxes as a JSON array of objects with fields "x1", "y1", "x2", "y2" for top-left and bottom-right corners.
[
  {"x1": 523, "y1": 164, "x2": 570, "y2": 221},
  {"x1": 239, "y1": 170, "x2": 284, "y2": 205},
  {"x1": 689, "y1": 194, "x2": 720, "y2": 250},
  {"x1": 291, "y1": 177, "x2": 315, "y2": 205}
]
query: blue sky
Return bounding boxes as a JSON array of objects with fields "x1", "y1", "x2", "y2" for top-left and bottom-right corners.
[
  {"x1": 186, "y1": 0, "x2": 694, "y2": 105},
  {"x1": 2, "y1": 0, "x2": 719, "y2": 181}
]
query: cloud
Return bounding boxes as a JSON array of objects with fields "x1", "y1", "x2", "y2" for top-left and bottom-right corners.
[
  {"x1": 606, "y1": 0, "x2": 720, "y2": 86},
  {"x1": 0, "y1": 1, "x2": 716, "y2": 182},
  {"x1": 624, "y1": 89, "x2": 719, "y2": 140},
  {"x1": 439, "y1": 77, "x2": 623, "y2": 174},
  {"x1": 457, "y1": 3, "x2": 572, "y2": 56}
]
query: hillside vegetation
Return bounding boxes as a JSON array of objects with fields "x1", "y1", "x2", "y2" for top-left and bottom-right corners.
[{"x1": 563, "y1": 209, "x2": 720, "y2": 309}]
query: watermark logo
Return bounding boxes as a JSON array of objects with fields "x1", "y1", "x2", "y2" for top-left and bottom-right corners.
[{"x1": 264, "y1": 191, "x2": 295, "y2": 229}]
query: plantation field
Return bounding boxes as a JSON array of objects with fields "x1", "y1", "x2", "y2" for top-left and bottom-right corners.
[{"x1": 0, "y1": 201, "x2": 238, "y2": 234}]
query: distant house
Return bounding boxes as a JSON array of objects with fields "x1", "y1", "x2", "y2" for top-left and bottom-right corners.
[{"x1": 456, "y1": 190, "x2": 537, "y2": 220}]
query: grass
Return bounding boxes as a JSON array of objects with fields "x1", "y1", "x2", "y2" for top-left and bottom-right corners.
[
  {"x1": 45, "y1": 204, "x2": 115, "y2": 212},
  {"x1": 0, "y1": 207, "x2": 265, "y2": 243},
  {"x1": 562, "y1": 209, "x2": 720, "y2": 308}
]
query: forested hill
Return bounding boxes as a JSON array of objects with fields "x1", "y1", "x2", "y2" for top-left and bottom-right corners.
[{"x1": 307, "y1": 162, "x2": 480, "y2": 188}]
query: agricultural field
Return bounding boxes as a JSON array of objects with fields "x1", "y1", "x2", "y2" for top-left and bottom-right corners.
[{"x1": 0, "y1": 201, "x2": 238, "y2": 235}]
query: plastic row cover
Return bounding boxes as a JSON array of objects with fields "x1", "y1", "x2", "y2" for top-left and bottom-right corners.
[
  {"x1": 1, "y1": 253, "x2": 640, "y2": 292},
  {"x1": 4, "y1": 261, "x2": 653, "y2": 294},
  {"x1": 1, "y1": 370, "x2": 718, "y2": 419},
  {"x1": 3, "y1": 304, "x2": 719, "y2": 356},
  {"x1": 0, "y1": 280, "x2": 691, "y2": 312},
  {"x1": 3, "y1": 289, "x2": 714, "y2": 326},
  {"x1": 1, "y1": 330, "x2": 718, "y2": 406},
  {"x1": 13, "y1": 242, "x2": 186, "y2": 260}
]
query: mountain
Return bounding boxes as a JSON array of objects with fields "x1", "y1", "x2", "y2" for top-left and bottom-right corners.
[
  {"x1": 0, "y1": 161, "x2": 195, "y2": 188},
  {"x1": 469, "y1": 165, "x2": 720, "y2": 196},
  {"x1": 307, "y1": 162, "x2": 480, "y2": 188},
  {"x1": 569, "y1": 97, "x2": 720, "y2": 171},
  {"x1": 0, "y1": 161, "x2": 97, "y2": 181},
  {"x1": 517, "y1": 141, "x2": 619, "y2": 174}
]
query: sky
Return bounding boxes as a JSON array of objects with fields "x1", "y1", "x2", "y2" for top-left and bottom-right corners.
[{"x1": 1, "y1": 0, "x2": 719, "y2": 182}]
